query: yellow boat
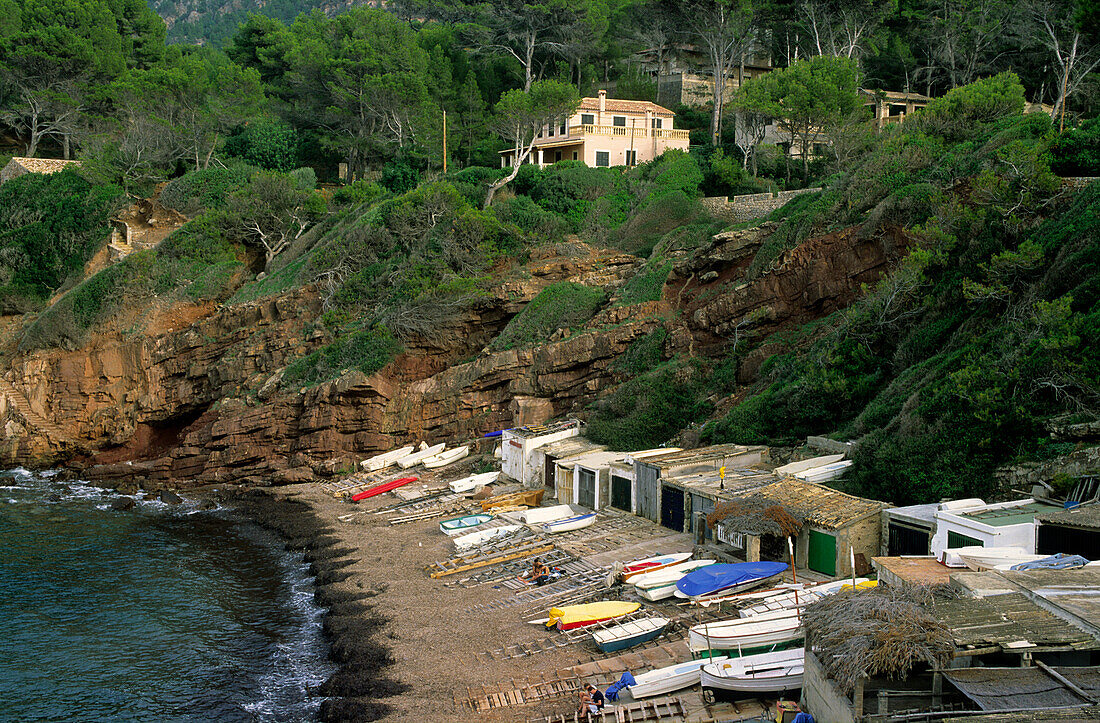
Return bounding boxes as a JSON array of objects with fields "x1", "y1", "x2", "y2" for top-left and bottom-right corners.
[{"x1": 546, "y1": 601, "x2": 640, "y2": 630}]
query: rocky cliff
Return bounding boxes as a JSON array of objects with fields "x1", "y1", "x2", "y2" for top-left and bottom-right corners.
[{"x1": 0, "y1": 224, "x2": 905, "y2": 488}]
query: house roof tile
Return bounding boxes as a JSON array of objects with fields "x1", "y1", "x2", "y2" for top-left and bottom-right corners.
[
  {"x1": 577, "y1": 97, "x2": 676, "y2": 116},
  {"x1": 5, "y1": 157, "x2": 81, "y2": 174},
  {"x1": 753, "y1": 476, "x2": 886, "y2": 529}
]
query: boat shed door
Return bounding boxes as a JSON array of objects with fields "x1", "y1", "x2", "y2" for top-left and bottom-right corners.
[
  {"x1": 577, "y1": 467, "x2": 596, "y2": 509},
  {"x1": 610, "y1": 475, "x2": 631, "y2": 512},
  {"x1": 887, "y1": 522, "x2": 931, "y2": 556},
  {"x1": 637, "y1": 464, "x2": 659, "y2": 521},
  {"x1": 808, "y1": 529, "x2": 837, "y2": 576},
  {"x1": 660, "y1": 485, "x2": 685, "y2": 532}
]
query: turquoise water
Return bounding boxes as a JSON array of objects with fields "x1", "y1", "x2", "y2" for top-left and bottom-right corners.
[{"x1": 0, "y1": 469, "x2": 334, "y2": 722}]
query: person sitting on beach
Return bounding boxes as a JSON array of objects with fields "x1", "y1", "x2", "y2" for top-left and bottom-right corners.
[
  {"x1": 577, "y1": 688, "x2": 598, "y2": 721},
  {"x1": 532, "y1": 558, "x2": 551, "y2": 586},
  {"x1": 586, "y1": 684, "x2": 605, "y2": 712}
]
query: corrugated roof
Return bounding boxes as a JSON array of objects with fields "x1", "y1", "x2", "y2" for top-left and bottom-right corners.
[
  {"x1": 4, "y1": 157, "x2": 81, "y2": 174},
  {"x1": 639, "y1": 444, "x2": 763, "y2": 469},
  {"x1": 753, "y1": 477, "x2": 886, "y2": 529},
  {"x1": 934, "y1": 592, "x2": 1099, "y2": 652},
  {"x1": 1038, "y1": 503, "x2": 1100, "y2": 530},
  {"x1": 944, "y1": 666, "x2": 1100, "y2": 711},
  {"x1": 506, "y1": 419, "x2": 580, "y2": 440},
  {"x1": 539, "y1": 437, "x2": 605, "y2": 459},
  {"x1": 942, "y1": 706, "x2": 1100, "y2": 721},
  {"x1": 578, "y1": 96, "x2": 676, "y2": 116}
]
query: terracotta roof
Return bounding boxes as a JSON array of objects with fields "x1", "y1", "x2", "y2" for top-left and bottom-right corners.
[
  {"x1": 577, "y1": 97, "x2": 676, "y2": 117},
  {"x1": 4, "y1": 157, "x2": 81, "y2": 174},
  {"x1": 753, "y1": 476, "x2": 886, "y2": 529},
  {"x1": 861, "y1": 88, "x2": 933, "y2": 102},
  {"x1": 872, "y1": 556, "x2": 954, "y2": 586}
]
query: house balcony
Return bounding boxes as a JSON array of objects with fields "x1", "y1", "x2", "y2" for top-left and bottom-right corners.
[{"x1": 534, "y1": 124, "x2": 691, "y2": 147}]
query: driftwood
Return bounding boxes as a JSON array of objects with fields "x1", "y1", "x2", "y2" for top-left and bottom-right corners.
[{"x1": 802, "y1": 583, "x2": 957, "y2": 694}]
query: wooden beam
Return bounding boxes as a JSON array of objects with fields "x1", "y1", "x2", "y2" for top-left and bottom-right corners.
[{"x1": 1035, "y1": 660, "x2": 1099, "y2": 704}]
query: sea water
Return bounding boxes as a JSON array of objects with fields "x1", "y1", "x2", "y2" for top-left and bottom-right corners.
[{"x1": 0, "y1": 468, "x2": 334, "y2": 722}]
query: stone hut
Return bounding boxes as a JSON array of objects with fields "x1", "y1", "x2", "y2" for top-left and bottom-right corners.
[{"x1": 0, "y1": 157, "x2": 81, "y2": 184}]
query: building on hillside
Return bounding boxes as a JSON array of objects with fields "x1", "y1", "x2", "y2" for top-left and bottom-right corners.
[
  {"x1": 500, "y1": 419, "x2": 581, "y2": 488},
  {"x1": 606, "y1": 448, "x2": 681, "y2": 516},
  {"x1": 633, "y1": 444, "x2": 769, "y2": 533},
  {"x1": 534, "y1": 436, "x2": 605, "y2": 501},
  {"x1": 1036, "y1": 503, "x2": 1100, "y2": 559},
  {"x1": 931, "y1": 497, "x2": 1063, "y2": 562},
  {"x1": 0, "y1": 156, "x2": 81, "y2": 185},
  {"x1": 861, "y1": 88, "x2": 933, "y2": 128},
  {"x1": 660, "y1": 465, "x2": 775, "y2": 545},
  {"x1": 499, "y1": 90, "x2": 689, "y2": 170},
  {"x1": 552, "y1": 450, "x2": 627, "y2": 511},
  {"x1": 633, "y1": 42, "x2": 773, "y2": 109},
  {"x1": 711, "y1": 477, "x2": 888, "y2": 577}
]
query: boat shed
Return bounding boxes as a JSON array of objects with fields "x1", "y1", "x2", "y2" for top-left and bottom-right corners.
[
  {"x1": 605, "y1": 448, "x2": 679, "y2": 515},
  {"x1": 535, "y1": 436, "x2": 605, "y2": 500},
  {"x1": 714, "y1": 477, "x2": 889, "y2": 577},
  {"x1": 931, "y1": 498, "x2": 1064, "y2": 562},
  {"x1": 880, "y1": 503, "x2": 940, "y2": 556},
  {"x1": 662, "y1": 466, "x2": 775, "y2": 544},
  {"x1": 500, "y1": 419, "x2": 581, "y2": 488},
  {"x1": 1036, "y1": 503, "x2": 1100, "y2": 560},
  {"x1": 553, "y1": 449, "x2": 626, "y2": 510},
  {"x1": 633, "y1": 444, "x2": 768, "y2": 532}
]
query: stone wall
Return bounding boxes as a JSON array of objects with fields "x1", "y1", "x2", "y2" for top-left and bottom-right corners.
[
  {"x1": 994, "y1": 445, "x2": 1100, "y2": 497},
  {"x1": 801, "y1": 650, "x2": 858, "y2": 723},
  {"x1": 1063, "y1": 177, "x2": 1099, "y2": 189},
  {"x1": 702, "y1": 187, "x2": 819, "y2": 224}
]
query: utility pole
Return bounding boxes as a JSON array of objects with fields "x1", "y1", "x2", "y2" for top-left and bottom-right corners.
[{"x1": 442, "y1": 110, "x2": 448, "y2": 173}]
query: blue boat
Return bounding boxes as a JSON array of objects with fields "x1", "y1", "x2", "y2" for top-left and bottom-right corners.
[
  {"x1": 675, "y1": 561, "x2": 788, "y2": 599},
  {"x1": 593, "y1": 617, "x2": 670, "y2": 653}
]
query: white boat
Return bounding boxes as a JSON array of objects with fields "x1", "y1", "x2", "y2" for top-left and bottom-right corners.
[
  {"x1": 520, "y1": 504, "x2": 574, "y2": 525},
  {"x1": 628, "y1": 656, "x2": 729, "y2": 699},
  {"x1": 542, "y1": 512, "x2": 596, "y2": 533},
  {"x1": 396, "y1": 443, "x2": 445, "y2": 469},
  {"x1": 422, "y1": 445, "x2": 469, "y2": 469},
  {"x1": 449, "y1": 471, "x2": 499, "y2": 494},
  {"x1": 620, "y1": 552, "x2": 695, "y2": 581},
  {"x1": 953, "y1": 546, "x2": 1047, "y2": 571},
  {"x1": 453, "y1": 524, "x2": 521, "y2": 550},
  {"x1": 739, "y1": 578, "x2": 873, "y2": 617},
  {"x1": 793, "y1": 460, "x2": 853, "y2": 483},
  {"x1": 439, "y1": 513, "x2": 493, "y2": 536},
  {"x1": 700, "y1": 648, "x2": 804, "y2": 694},
  {"x1": 361, "y1": 445, "x2": 415, "y2": 472},
  {"x1": 688, "y1": 608, "x2": 803, "y2": 653},
  {"x1": 634, "y1": 560, "x2": 718, "y2": 601}
]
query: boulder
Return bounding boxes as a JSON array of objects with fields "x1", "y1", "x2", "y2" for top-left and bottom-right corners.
[
  {"x1": 111, "y1": 496, "x2": 136, "y2": 511},
  {"x1": 158, "y1": 490, "x2": 184, "y2": 504}
]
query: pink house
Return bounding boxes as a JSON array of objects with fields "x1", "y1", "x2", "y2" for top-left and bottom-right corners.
[{"x1": 501, "y1": 90, "x2": 690, "y2": 169}]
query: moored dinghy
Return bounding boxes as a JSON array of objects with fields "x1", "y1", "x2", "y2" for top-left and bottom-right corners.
[
  {"x1": 592, "y1": 617, "x2": 670, "y2": 653},
  {"x1": 422, "y1": 445, "x2": 469, "y2": 469},
  {"x1": 541, "y1": 512, "x2": 596, "y2": 533},
  {"x1": 627, "y1": 656, "x2": 729, "y2": 699},
  {"x1": 449, "y1": 471, "x2": 499, "y2": 494},
  {"x1": 361, "y1": 445, "x2": 415, "y2": 472},
  {"x1": 438, "y1": 513, "x2": 493, "y2": 536},
  {"x1": 396, "y1": 443, "x2": 445, "y2": 469},
  {"x1": 700, "y1": 648, "x2": 804, "y2": 694}
]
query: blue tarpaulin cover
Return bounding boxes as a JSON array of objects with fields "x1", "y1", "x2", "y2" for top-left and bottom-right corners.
[
  {"x1": 675, "y1": 561, "x2": 789, "y2": 597},
  {"x1": 1010, "y1": 553, "x2": 1091, "y2": 570},
  {"x1": 605, "y1": 671, "x2": 635, "y2": 702}
]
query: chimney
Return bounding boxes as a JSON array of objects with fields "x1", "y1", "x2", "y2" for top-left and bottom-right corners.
[{"x1": 598, "y1": 89, "x2": 606, "y2": 113}]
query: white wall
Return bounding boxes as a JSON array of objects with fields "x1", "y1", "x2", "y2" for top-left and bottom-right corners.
[
  {"x1": 500, "y1": 426, "x2": 580, "y2": 487},
  {"x1": 930, "y1": 500, "x2": 1041, "y2": 559}
]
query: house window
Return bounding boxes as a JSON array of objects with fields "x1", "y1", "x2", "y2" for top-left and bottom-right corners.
[
  {"x1": 595, "y1": 151, "x2": 610, "y2": 167},
  {"x1": 559, "y1": 122, "x2": 566, "y2": 135},
  {"x1": 625, "y1": 150, "x2": 637, "y2": 166},
  {"x1": 581, "y1": 113, "x2": 595, "y2": 125},
  {"x1": 555, "y1": 151, "x2": 562, "y2": 162},
  {"x1": 548, "y1": 124, "x2": 555, "y2": 137},
  {"x1": 572, "y1": 151, "x2": 578, "y2": 161},
  {"x1": 613, "y1": 116, "x2": 626, "y2": 127},
  {"x1": 651, "y1": 118, "x2": 663, "y2": 129}
]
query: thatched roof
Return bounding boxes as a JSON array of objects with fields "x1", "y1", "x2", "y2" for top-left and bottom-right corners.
[
  {"x1": 706, "y1": 494, "x2": 806, "y2": 537},
  {"x1": 802, "y1": 583, "x2": 956, "y2": 694}
]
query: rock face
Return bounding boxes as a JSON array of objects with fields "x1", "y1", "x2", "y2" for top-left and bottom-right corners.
[{"x1": 0, "y1": 227, "x2": 903, "y2": 488}]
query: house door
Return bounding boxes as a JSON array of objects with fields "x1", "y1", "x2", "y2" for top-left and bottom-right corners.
[
  {"x1": 577, "y1": 468, "x2": 596, "y2": 509},
  {"x1": 808, "y1": 529, "x2": 837, "y2": 576},
  {"x1": 610, "y1": 475, "x2": 631, "y2": 511},
  {"x1": 888, "y1": 522, "x2": 931, "y2": 556},
  {"x1": 660, "y1": 485, "x2": 685, "y2": 532}
]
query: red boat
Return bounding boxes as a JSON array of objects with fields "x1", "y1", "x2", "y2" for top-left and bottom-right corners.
[{"x1": 351, "y1": 477, "x2": 417, "y2": 502}]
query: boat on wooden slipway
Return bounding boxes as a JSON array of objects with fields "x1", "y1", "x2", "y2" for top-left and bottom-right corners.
[
  {"x1": 396, "y1": 443, "x2": 445, "y2": 469},
  {"x1": 674, "y1": 561, "x2": 788, "y2": 601},
  {"x1": 738, "y1": 578, "x2": 874, "y2": 617},
  {"x1": 700, "y1": 648, "x2": 804, "y2": 694},
  {"x1": 361, "y1": 446, "x2": 415, "y2": 472},
  {"x1": 592, "y1": 617, "x2": 670, "y2": 653},
  {"x1": 449, "y1": 471, "x2": 499, "y2": 494},
  {"x1": 632, "y1": 559, "x2": 717, "y2": 601},
  {"x1": 541, "y1": 512, "x2": 596, "y2": 533},
  {"x1": 452, "y1": 524, "x2": 521, "y2": 550},
  {"x1": 422, "y1": 445, "x2": 469, "y2": 469},
  {"x1": 627, "y1": 655, "x2": 729, "y2": 699},
  {"x1": 546, "y1": 601, "x2": 640, "y2": 631},
  {"x1": 618, "y1": 552, "x2": 694, "y2": 582},
  {"x1": 438, "y1": 513, "x2": 493, "y2": 536},
  {"x1": 688, "y1": 608, "x2": 804, "y2": 653}
]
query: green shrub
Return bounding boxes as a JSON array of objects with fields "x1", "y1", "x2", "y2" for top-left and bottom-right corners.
[
  {"x1": 913, "y1": 72, "x2": 1026, "y2": 139},
  {"x1": 282, "y1": 325, "x2": 402, "y2": 387},
  {"x1": 290, "y1": 167, "x2": 317, "y2": 190},
  {"x1": 380, "y1": 158, "x2": 421, "y2": 194},
  {"x1": 747, "y1": 189, "x2": 839, "y2": 279},
  {"x1": 160, "y1": 164, "x2": 255, "y2": 215},
  {"x1": 490, "y1": 282, "x2": 607, "y2": 351},
  {"x1": 614, "y1": 328, "x2": 668, "y2": 377},
  {"x1": 332, "y1": 180, "x2": 387, "y2": 207},
  {"x1": 587, "y1": 363, "x2": 712, "y2": 450},
  {"x1": 615, "y1": 257, "x2": 672, "y2": 306},
  {"x1": 223, "y1": 120, "x2": 299, "y2": 171},
  {"x1": 1050, "y1": 117, "x2": 1100, "y2": 176}
]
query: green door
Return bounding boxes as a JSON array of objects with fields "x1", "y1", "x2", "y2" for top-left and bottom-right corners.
[{"x1": 808, "y1": 529, "x2": 837, "y2": 576}]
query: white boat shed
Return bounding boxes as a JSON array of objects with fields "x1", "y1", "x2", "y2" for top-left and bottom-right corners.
[
  {"x1": 500, "y1": 419, "x2": 581, "y2": 488},
  {"x1": 930, "y1": 498, "x2": 1064, "y2": 562}
]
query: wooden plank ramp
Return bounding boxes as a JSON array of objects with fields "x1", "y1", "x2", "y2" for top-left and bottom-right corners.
[
  {"x1": 526, "y1": 695, "x2": 687, "y2": 723},
  {"x1": 426, "y1": 541, "x2": 555, "y2": 578}
]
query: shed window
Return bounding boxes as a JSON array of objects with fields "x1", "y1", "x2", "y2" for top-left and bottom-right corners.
[{"x1": 947, "y1": 531, "x2": 983, "y2": 548}]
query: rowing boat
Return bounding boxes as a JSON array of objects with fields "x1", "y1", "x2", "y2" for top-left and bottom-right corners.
[
  {"x1": 396, "y1": 443, "x2": 445, "y2": 469},
  {"x1": 520, "y1": 504, "x2": 573, "y2": 524},
  {"x1": 688, "y1": 608, "x2": 803, "y2": 653},
  {"x1": 452, "y1": 524, "x2": 521, "y2": 550},
  {"x1": 449, "y1": 471, "x2": 499, "y2": 494},
  {"x1": 438, "y1": 513, "x2": 493, "y2": 536},
  {"x1": 619, "y1": 552, "x2": 694, "y2": 581},
  {"x1": 674, "y1": 561, "x2": 788, "y2": 600},
  {"x1": 738, "y1": 578, "x2": 874, "y2": 617},
  {"x1": 546, "y1": 601, "x2": 640, "y2": 630},
  {"x1": 541, "y1": 512, "x2": 596, "y2": 533},
  {"x1": 627, "y1": 655, "x2": 729, "y2": 699},
  {"x1": 592, "y1": 617, "x2": 670, "y2": 653},
  {"x1": 422, "y1": 445, "x2": 469, "y2": 469},
  {"x1": 633, "y1": 560, "x2": 718, "y2": 601},
  {"x1": 700, "y1": 648, "x2": 804, "y2": 694},
  {"x1": 350, "y1": 477, "x2": 417, "y2": 502},
  {"x1": 360, "y1": 446, "x2": 415, "y2": 472},
  {"x1": 953, "y1": 546, "x2": 1047, "y2": 572}
]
